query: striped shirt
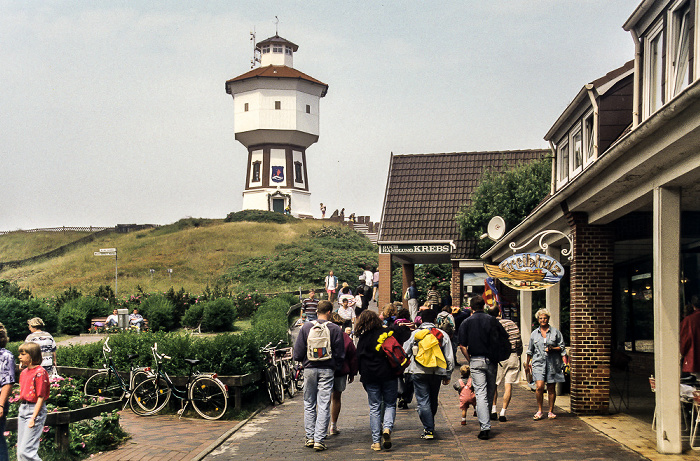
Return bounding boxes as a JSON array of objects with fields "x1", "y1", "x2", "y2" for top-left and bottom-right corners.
[
  {"x1": 302, "y1": 297, "x2": 319, "y2": 317},
  {"x1": 499, "y1": 318, "x2": 523, "y2": 354}
]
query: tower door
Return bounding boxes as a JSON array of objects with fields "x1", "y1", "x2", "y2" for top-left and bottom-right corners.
[{"x1": 272, "y1": 198, "x2": 285, "y2": 213}]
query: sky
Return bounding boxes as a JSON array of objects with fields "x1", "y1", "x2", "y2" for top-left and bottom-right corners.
[{"x1": 1, "y1": 0, "x2": 639, "y2": 231}]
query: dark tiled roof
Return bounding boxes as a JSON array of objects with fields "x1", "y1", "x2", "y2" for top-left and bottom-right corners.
[
  {"x1": 256, "y1": 35, "x2": 299, "y2": 52},
  {"x1": 378, "y1": 150, "x2": 549, "y2": 259},
  {"x1": 226, "y1": 65, "x2": 328, "y2": 95}
]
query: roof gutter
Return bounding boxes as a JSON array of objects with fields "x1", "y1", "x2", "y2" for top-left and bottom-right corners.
[{"x1": 482, "y1": 77, "x2": 700, "y2": 260}]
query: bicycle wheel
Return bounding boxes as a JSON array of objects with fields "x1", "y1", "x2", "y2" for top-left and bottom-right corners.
[
  {"x1": 189, "y1": 376, "x2": 228, "y2": 420},
  {"x1": 84, "y1": 371, "x2": 124, "y2": 400},
  {"x1": 130, "y1": 377, "x2": 171, "y2": 416},
  {"x1": 264, "y1": 367, "x2": 276, "y2": 404},
  {"x1": 283, "y1": 361, "x2": 296, "y2": 397},
  {"x1": 271, "y1": 366, "x2": 284, "y2": 404},
  {"x1": 131, "y1": 370, "x2": 150, "y2": 391}
]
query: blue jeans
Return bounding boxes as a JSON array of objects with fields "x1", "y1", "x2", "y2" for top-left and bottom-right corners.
[
  {"x1": 470, "y1": 356, "x2": 497, "y2": 431},
  {"x1": 303, "y1": 367, "x2": 334, "y2": 443},
  {"x1": 363, "y1": 380, "x2": 398, "y2": 443},
  {"x1": 412, "y1": 374, "x2": 443, "y2": 432},
  {"x1": 398, "y1": 373, "x2": 414, "y2": 404},
  {"x1": 0, "y1": 405, "x2": 7, "y2": 461},
  {"x1": 17, "y1": 402, "x2": 47, "y2": 461}
]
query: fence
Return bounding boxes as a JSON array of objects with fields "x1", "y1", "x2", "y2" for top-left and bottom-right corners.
[{"x1": 0, "y1": 226, "x2": 110, "y2": 235}]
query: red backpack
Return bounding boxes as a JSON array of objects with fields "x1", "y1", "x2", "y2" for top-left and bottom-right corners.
[{"x1": 379, "y1": 334, "x2": 411, "y2": 376}]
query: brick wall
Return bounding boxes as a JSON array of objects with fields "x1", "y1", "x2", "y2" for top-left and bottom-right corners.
[
  {"x1": 378, "y1": 253, "x2": 393, "y2": 307},
  {"x1": 451, "y1": 262, "x2": 461, "y2": 306},
  {"x1": 567, "y1": 212, "x2": 614, "y2": 414}
]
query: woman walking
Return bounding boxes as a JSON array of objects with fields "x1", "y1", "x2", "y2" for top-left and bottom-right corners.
[
  {"x1": 524, "y1": 308, "x2": 567, "y2": 420},
  {"x1": 355, "y1": 310, "x2": 397, "y2": 451}
]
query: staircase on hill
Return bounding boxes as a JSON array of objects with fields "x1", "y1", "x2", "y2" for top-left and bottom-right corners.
[{"x1": 352, "y1": 222, "x2": 378, "y2": 244}]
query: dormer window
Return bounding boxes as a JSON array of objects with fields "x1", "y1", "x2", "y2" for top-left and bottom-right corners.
[
  {"x1": 571, "y1": 125, "x2": 583, "y2": 173},
  {"x1": 643, "y1": 21, "x2": 664, "y2": 118},
  {"x1": 557, "y1": 140, "x2": 569, "y2": 185},
  {"x1": 669, "y1": 0, "x2": 691, "y2": 98},
  {"x1": 583, "y1": 112, "x2": 595, "y2": 164}
]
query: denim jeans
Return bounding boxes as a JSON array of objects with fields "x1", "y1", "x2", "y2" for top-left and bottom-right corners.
[
  {"x1": 398, "y1": 373, "x2": 414, "y2": 404},
  {"x1": 470, "y1": 356, "x2": 497, "y2": 431},
  {"x1": 412, "y1": 374, "x2": 443, "y2": 432},
  {"x1": 363, "y1": 380, "x2": 398, "y2": 443},
  {"x1": 17, "y1": 402, "x2": 47, "y2": 461},
  {"x1": 303, "y1": 367, "x2": 334, "y2": 443},
  {"x1": 0, "y1": 405, "x2": 7, "y2": 461}
]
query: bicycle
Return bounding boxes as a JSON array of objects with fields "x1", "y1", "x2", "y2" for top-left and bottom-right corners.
[
  {"x1": 129, "y1": 343, "x2": 229, "y2": 420},
  {"x1": 260, "y1": 340, "x2": 300, "y2": 405},
  {"x1": 84, "y1": 337, "x2": 151, "y2": 406}
]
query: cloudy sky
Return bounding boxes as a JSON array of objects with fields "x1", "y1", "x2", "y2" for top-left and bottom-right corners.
[{"x1": 1, "y1": 0, "x2": 638, "y2": 231}]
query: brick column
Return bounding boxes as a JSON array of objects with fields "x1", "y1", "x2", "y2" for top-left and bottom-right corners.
[
  {"x1": 451, "y1": 261, "x2": 461, "y2": 307},
  {"x1": 378, "y1": 253, "x2": 392, "y2": 307},
  {"x1": 567, "y1": 212, "x2": 614, "y2": 414},
  {"x1": 401, "y1": 263, "x2": 415, "y2": 310}
]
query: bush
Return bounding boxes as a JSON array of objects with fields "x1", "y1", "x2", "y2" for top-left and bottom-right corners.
[
  {"x1": 182, "y1": 303, "x2": 204, "y2": 328},
  {"x1": 0, "y1": 280, "x2": 32, "y2": 300},
  {"x1": 0, "y1": 298, "x2": 58, "y2": 341},
  {"x1": 140, "y1": 295, "x2": 175, "y2": 332},
  {"x1": 232, "y1": 291, "x2": 268, "y2": 318},
  {"x1": 201, "y1": 298, "x2": 237, "y2": 332},
  {"x1": 224, "y1": 209, "x2": 298, "y2": 224},
  {"x1": 59, "y1": 297, "x2": 110, "y2": 335}
]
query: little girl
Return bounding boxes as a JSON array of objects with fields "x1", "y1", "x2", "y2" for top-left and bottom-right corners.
[
  {"x1": 0, "y1": 323, "x2": 15, "y2": 461},
  {"x1": 454, "y1": 364, "x2": 476, "y2": 425},
  {"x1": 17, "y1": 341, "x2": 50, "y2": 461}
]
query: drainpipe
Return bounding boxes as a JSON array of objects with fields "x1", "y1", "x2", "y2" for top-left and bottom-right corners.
[
  {"x1": 549, "y1": 140, "x2": 556, "y2": 195},
  {"x1": 631, "y1": 29, "x2": 641, "y2": 128},
  {"x1": 585, "y1": 85, "x2": 599, "y2": 158}
]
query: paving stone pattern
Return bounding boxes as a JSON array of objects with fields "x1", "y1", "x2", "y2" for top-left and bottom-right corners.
[{"x1": 206, "y1": 362, "x2": 647, "y2": 461}]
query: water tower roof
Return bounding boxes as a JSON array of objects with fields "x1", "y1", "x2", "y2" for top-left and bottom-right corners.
[
  {"x1": 226, "y1": 65, "x2": 328, "y2": 96},
  {"x1": 256, "y1": 35, "x2": 299, "y2": 52}
]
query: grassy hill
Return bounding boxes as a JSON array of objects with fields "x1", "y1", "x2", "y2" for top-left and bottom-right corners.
[{"x1": 0, "y1": 218, "x2": 342, "y2": 298}]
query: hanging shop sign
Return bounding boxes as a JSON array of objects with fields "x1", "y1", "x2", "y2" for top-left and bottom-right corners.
[
  {"x1": 484, "y1": 252, "x2": 565, "y2": 291},
  {"x1": 379, "y1": 243, "x2": 452, "y2": 254}
]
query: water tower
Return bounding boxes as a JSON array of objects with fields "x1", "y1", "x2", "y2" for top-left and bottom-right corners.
[{"x1": 225, "y1": 32, "x2": 328, "y2": 217}]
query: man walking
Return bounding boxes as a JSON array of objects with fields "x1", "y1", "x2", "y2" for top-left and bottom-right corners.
[
  {"x1": 407, "y1": 281, "x2": 419, "y2": 320},
  {"x1": 490, "y1": 307, "x2": 523, "y2": 422},
  {"x1": 402, "y1": 308, "x2": 454, "y2": 440},
  {"x1": 458, "y1": 295, "x2": 507, "y2": 440},
  {"x1": 300, "y1": 289, "x2": 320, "y2": 321},
  {"x1": 293, "y1": 301, "x2": 345, "y2": 451},
  {"x1": 325, "y1": 271, "x2": 338, "y2": 303}
]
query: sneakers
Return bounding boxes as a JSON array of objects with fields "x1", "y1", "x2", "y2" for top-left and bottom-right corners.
[
  {"x1": 382, "y1": 429, "x2": 392, "y2": 449},
  {"x1": 490, "y1": 412, "x2": 498, "y2": 420},
  {"x1": 371, "y1": 442, "x2": 381, "y2": 451},
  {"x1": 313, "y1": 442, "x2": 327, "y2": 451},
  {"x1": 461, "y1": 418, "x2": 467, "y2": 426},
  {"x1": 305, "y1": 439, "x2": 314, "y2": 448},
  {"x1": 477, "y1": 430, "x2": 490, "y2": 440},
  {"x1": 499, "y1": 415, "x2": 507, "y2": 422},
  {"x1": 421, "y1": 430, "x2": 434, "y2": 440}
]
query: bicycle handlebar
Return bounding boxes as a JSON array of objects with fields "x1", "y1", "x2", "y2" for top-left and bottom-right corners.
[{"x1": 103, "y1": 337, "x2": 112, "y2": 354}]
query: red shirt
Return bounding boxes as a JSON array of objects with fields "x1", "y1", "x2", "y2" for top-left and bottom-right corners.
[{"x1": 19, "y1": 366, "x2": 50, "y2": 403}]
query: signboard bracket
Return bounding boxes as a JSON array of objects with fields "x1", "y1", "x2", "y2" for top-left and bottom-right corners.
[{"x1": 508, "y1": 230, "x2": 573, "y2": 261}]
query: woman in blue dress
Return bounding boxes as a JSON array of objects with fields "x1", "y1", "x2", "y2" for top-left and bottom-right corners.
[{"x1": 524, "y1": 308, "x2": 567, "y2": 420}]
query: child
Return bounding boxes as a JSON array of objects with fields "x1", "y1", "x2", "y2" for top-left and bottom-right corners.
[
  {"x1": 17, "y1": 342, "x2": 50, "y2": 461},
  {"x1": 0, "y1": 323, "x2": 15, "y2": 461},
  {"x1": 454, "y1": 364, "x2": 476, "y2": 425}
]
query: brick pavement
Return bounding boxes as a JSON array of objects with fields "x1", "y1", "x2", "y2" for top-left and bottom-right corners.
[{"x1": 204, "y1": 361, "x2": 649, "y2": 461}]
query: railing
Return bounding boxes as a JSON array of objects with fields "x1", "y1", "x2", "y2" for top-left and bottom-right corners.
[{"x1": 0, "y1": 226, "x2": 110, "y2": 235}]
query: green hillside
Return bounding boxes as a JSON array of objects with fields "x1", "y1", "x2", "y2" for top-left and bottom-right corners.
[{"x1": 0, "y1": 218, "x2": 372, "y2": 298}]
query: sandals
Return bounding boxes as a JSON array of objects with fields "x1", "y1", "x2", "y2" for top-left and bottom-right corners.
[
  {"x1": 548, "y1": 412, "x2": 557, "y2": 419},
  {"x1": 533, "y1": 411, "x2": 544, "y2": 420}
]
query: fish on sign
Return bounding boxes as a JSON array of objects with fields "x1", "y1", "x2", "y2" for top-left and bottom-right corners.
[{"x1": 484, "y1": 252, "x2": 565, "y2": 291}]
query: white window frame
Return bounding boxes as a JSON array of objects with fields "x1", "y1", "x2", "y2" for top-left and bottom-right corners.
[
  {"x1": 556, "y1": 138, "x2": 570, "y2": 189},
  {"x1": 261, "y1": 45, "x2": 270, "y2": 54},
  {"x1": 273, "y1": 45, "x2": 283, "y2": 53},
  {"x1": 570, "y1": 123, "x2": 583, "y2": 177},
  {"x1": 643, "y1": 20, "x2": 664, "y2": 119},
  {"x1": 583, "y1": 109, "x2": 596, "y2": 165},
  {"x1": 667, "y1": 0, "x2": 692, "y2": 99}
]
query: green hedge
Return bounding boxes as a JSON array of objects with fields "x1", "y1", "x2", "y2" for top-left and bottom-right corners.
[
  {"x1": 224, "y1": 210, "x2": 298, "y2": 224},
  {"x1": 0, "y1": 297, "x2": 58, "y2": 341},
  {"x1": 58, "y1": 297, "x2": 110, "y2": 335}
]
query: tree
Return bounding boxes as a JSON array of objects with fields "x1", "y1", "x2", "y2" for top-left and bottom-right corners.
[{"x1": 455, "y1": 157, "x2": 552, "y2": 253}]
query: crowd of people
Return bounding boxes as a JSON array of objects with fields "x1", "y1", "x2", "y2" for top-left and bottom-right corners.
[{"x1": 293, "y1": 286, "x2": 570, "y2": 452}]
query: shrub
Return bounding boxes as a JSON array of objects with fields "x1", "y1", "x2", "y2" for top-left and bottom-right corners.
[
  {"x1": 0, "y1": 280, "x2": 32, "y2": 300},
  {"x1": 140, "y1": 295, "x2": 175, "y2": 332},
  {"x1": 0, "y1": 298, "x2": 58, "y2": 341},
  {"x1": 224, "y1": 209, "x2": 298, "y2": 224},
  {"x1": 182, "y1": 303, "x2": 204, "y2": 328},
  {"x1": 164, "y1": 287, "x2": 195, "y2": 327},
  {"x1": 232, "y1": 291, "x2": 268, "y2": 318},
  {"x1": 59, "y1": 297, "x2": 110, "y2": 335},
  {"x1": 201, "y1": 298, "x2": 237, "y2": 332}
]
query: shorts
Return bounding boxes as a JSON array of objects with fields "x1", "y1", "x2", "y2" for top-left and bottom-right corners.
[
  {"x1": 496, "y1": 352, "x2": 520, "y2": 385},
  {"x1": 333, "y1": 374, "x2": 347, "y2": 392}
]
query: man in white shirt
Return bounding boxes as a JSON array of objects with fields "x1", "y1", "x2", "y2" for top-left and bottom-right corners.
[{"x1": 325, "y1": 271, "x2": 338, "y2": 303}]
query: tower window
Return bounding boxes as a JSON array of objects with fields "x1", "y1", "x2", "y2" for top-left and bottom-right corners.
[
  {"x1": 285, "y1": 46, "x2": 293, "y2": 55},
  {"x1": 294, "y1": 161, "x2": 303, "y2": 183},
  {"x1": 306, "y1": 104, "x2": 311, "y2": 114},
  {"x1": 261, "y1": 45, "x2": 270, "y2": 54},
  {"x1": 244, "y1": 103, "x2": 249, "y2": 112},
  {"x1": 273, "y1": 45, "x2": 283, "y2": 53},
  {"x1": 275, "y1": 101, "x2": 281, "y2": 110},
  {"x1": 252, "y1": 161, "x2": 261, "y2": 182}
]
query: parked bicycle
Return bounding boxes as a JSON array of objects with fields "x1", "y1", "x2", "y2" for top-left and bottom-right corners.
[
  {"x1": 84, "y1": 337, "x2": 151, "y2": 406},
  {"x1": 129, "y1": 343, "x2": 229, "y2": 420},
  {"x1": 260, "y1": 340, "x2": 300, "y2": 405}
]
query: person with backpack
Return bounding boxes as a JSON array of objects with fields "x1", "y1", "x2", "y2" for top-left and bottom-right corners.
[
  {"x1": 457, "y1": 295, "x2": 508, "y2": 440},
  {"x1": 293, "y1": 300, "x2": 346, "y2": 452},
  {"x1": 489, "y1": 307, "x2": 523, "y2": 422},
  {"x1": 402, "y1": 308, "x2": 454, "y2": 440},
  {"x1": 355, "y1": 310, "x2": 398, "y2": 451},
  {"x1": 393, "y1": 308, "x2": 415, "y2": 409},
  {"x1": 436, "y1": 306, "x2": 456, "y2": 357}
]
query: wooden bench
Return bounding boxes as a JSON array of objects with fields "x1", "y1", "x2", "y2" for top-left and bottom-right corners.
[{"x1": 89, "y1": 316, "x2": 148, "y2": 333}]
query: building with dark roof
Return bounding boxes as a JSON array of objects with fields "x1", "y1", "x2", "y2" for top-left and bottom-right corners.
[{"x1": 376, "y1": 149, "x2": 549, "y2": 307}]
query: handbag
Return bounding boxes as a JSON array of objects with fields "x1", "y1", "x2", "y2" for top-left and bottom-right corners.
[{"x1": 524, "y1": 364, "x2": 533, "y2": 384}]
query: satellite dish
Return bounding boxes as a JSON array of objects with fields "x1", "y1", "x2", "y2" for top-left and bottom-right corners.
[{"x1": 486, "y1": 216, "x2": 506, "y2": 241}]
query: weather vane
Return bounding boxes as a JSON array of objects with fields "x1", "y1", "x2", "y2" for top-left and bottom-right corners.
[{"x1": 274, "y1": 16, "x2": 279, "y2": 35}]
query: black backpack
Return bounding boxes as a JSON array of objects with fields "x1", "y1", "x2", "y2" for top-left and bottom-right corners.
[{"x1": 488, "y1": 317, "x2": 511, "y2": 363}]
